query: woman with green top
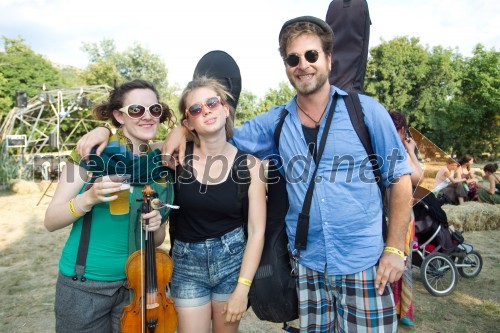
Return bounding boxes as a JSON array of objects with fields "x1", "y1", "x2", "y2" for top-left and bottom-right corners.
[
  {"x1": 44, "y1": 79, "x2": 175, "y2": 333},
  {"x1": 478, "y1": 163, "x2": 500, "y2": 204}
]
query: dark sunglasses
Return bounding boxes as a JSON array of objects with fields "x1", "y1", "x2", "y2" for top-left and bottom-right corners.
[
  {"x1": 186, "y1": 96, "x2": 222, "y2": 117},
  {"x1": 118, "y1": 103, "x2": 163, "y2": 119},
  {"x1": 285, "y1": 50, "x2": 321, "y2": 67}
]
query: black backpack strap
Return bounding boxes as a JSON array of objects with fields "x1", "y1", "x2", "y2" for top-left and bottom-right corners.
[
  {"x1": 294, "y1": 94, "x2": 339, "y2": 251},
  {"x1": 282, "y1": 323, "x2": 300, "y2": 333},
  {"x1": 343, "y1": 92, "x2": 387, "y2": 240},
  {"x1": 274, "y1": 108, "x2": 289, "y2": 151},
  {"x1": 232, "y1": 150, "x2": 251, "y2": 235},
  {"x1": 74, "y1": 176, "x2": 97, "y2": 281}
]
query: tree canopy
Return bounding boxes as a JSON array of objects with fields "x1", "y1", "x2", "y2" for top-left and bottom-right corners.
[{"x1": 0, "y1": 37, "x2": 61, "y2": 117}]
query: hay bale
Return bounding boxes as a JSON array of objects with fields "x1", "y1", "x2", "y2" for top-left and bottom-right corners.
[
  {"x1": 442, "y1": 202, "x2": 499, "y2": 231},
  {"x1": 10, "y1": 179, "x2": 41, "y2": 194}
]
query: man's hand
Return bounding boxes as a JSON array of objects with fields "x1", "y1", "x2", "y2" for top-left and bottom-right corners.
[
  {"x1": 161, "y1": 126, "x2": 189, "y2": 169},
  {"x1": 76, "y1": 127, "x2": 112, "y2": 162},
  {"x1": 375, "y1": 251, "x2": 405, "y2": 295},
  {"x1": 376, "y1": 174, "x2": 412, "y2": 295}
]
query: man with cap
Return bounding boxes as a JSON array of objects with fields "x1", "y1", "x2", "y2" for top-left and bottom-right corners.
[
  {"x1": 79, "y1": 15, "x2": 412, "y2": 332},
  {"x1": 170, "y1": 16, "x2": 411, "y2": 332}
]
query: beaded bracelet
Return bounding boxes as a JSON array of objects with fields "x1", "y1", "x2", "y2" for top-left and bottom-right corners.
[
  {"x1": 384, "y1": 246, "x2": 405, "y2": 259},
  {"x1": 68, "y1": 199, "x2": 83, "y2": 218},
  {"x1": 238, "y1": 277, "x2": 252, "y2": 287}
]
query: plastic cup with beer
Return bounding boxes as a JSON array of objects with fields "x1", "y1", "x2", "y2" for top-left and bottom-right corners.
[{"x1": 109, "y1": 174, "x2": 131, "y2": 215}]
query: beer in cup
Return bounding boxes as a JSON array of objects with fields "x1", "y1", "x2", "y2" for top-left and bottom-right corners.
[{"x1": 109, "y1": 175, "x2": 131, "y2": 215}]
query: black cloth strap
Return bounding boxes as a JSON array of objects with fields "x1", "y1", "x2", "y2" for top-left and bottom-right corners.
[
  {"x1": 74, "y1": 177, "x2": 97, "y2": 281},
  {"x1": 294, "y1": 94, "x2": 338, "y2": 251},
  {"x1": 344, "y1": 92, "x2": 387, "y2": 240}
]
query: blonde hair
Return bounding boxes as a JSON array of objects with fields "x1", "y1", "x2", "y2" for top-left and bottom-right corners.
[{"x1": 179, "y1": 76, "x2": 235, "y2": 143}]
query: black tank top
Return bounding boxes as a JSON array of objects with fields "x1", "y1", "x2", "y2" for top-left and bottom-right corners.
[{"x1": 173, "y1": 147, "x2": 247, "y2": 242}]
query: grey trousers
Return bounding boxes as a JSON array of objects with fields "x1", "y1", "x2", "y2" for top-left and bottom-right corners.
[{"x1": 55, "y1": 272, "x2": 129, "y2": 333}]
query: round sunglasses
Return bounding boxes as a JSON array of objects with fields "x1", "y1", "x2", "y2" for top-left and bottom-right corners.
[
  {"x1": 118, "y1": 103, "x2": 163, "y2": 119},
  {"x1": 186, "y1": 96, "x2": 222, "y2": 117},
  {"x1": 285, "y1": 50, "x2": 321, "y2": 67}
]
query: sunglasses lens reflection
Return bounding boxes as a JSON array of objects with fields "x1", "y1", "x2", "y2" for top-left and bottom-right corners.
[
  {"x1": 206, "y1": 97, "x2": 220, "y2": 109},
  {"x1": 149, "y1": 104, "x2": 163, "y2": 117},
  {"x1": 188, "y1": 97, "x2": 221, "y2": 117},
  {"x1": 188, "y1": 104, "x2": 202, "y2": 116},
  {"x1": 128, "y1": 105, "x2": 146, "y2": 118},
  {"x1": 285, "y1": 50, "x2": 320, "y2": 67},
  {"x1": 305, "y1": 50, "x2": 319, "y2": 63},
  {"x1": 285, "y1": 54, "x2": 300, "y2": 67}
]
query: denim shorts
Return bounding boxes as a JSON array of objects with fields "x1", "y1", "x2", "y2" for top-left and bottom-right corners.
[{"x1": 171, "y1": 227, "x2": 246, "y2": 307}]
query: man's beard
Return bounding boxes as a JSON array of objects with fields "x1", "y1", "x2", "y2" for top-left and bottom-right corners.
[{"x1": 289, "y1": 70, "x2": 329, "y2": 96}]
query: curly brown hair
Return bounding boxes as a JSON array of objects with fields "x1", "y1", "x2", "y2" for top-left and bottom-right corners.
[{"x1": 92, "y1": 79, "x2": 174, "y2": 129}]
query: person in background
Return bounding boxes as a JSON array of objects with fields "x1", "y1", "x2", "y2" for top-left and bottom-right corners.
[
  {"x1": 388, "y1": 110, "x2": 423, "y2": 326},
  {"x1": 433, "y1": 158, "x2": 467, "y2": 204},
  {"x1": 44, "y1": 79, "x2": 175, "y2": 333},
  {"x1": 478, "y1": 163, "x2": 500, "y2": 204},
  {"x1": 456, "y1": 154, "x2": 479, "y2": 201}
]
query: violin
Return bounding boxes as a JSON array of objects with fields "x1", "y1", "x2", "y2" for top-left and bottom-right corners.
[{"x1": 121, "y1": 185, "x2": 177, "y2": 333}]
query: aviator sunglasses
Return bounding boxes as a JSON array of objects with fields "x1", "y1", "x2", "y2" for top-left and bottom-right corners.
[
  {"x1": 118, "y1": 103, "x2": 163, "y2": 119},
  {"x1": 186, "y1": 96, "x2": 222, "y2": 117},
  {"x1": 285, "y1": 50, "x2": 321, "y2": 67}
]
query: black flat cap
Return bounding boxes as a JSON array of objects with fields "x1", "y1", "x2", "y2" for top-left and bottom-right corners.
[{"x1": 279, "y1": 15, "x2": 333, "y2": 41}]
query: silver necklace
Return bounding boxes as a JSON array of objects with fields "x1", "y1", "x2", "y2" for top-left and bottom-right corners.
[{"x1": 296, "y1": 101, "x2": 327, "y2": 128}]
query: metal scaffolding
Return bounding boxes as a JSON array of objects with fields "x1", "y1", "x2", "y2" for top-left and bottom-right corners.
[{"x1": 0, "y1": 85, "x2": 112, "y2": 181}]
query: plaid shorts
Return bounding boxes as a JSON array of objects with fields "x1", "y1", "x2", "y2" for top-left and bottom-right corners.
[{"x1": 297, "y1": 263, "x2": 397, "y2": 333}]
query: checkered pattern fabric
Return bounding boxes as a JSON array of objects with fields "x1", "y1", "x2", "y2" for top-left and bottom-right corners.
[{"x1": 297, "y1": 264, "x2": 398, "y2": 332}]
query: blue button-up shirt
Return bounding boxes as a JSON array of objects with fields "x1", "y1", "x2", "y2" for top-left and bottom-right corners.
[{"x1": 231, "y1": 87, "x2": 412, "y2": 275}]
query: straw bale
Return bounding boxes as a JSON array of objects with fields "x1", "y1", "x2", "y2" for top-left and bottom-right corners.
[
  {"x1": 9, "y1": 180, "x2": 41, "y2": 194},
  {"x1": 442, "y1": 202, "x2": 499, "y2": 231}
]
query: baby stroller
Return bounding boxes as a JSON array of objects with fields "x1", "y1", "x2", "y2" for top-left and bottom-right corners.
[{"x1": 412, "y1": 190, "x2": 483, "y2": 297}]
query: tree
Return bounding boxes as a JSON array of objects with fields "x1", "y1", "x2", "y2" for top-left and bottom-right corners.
[
  {"x1": 79, "y1": 39, "x2": 120, "y2": 86},
  {"x1": 441, "y1": 45, "x2": 499, "y2": 158},
  {"x1": 365, "y1": 37, "x2": 465, "y2": 157},
  {"x1": 259, "y1": 82, "x2": 295, "y2": 114},
  {"x1": 80, "y1": 39, "x2": 171, "y2": 90},
  {"x1": 234, "y1": 82, "x2": 295, "y2": 127},
  {"x1": 235, "y1": 90, "x2": 259, "y2": 126},
  {"x1": 58, "y1": 66, "x2": 86, "y2": 87},
  {"x1": 0, "y1": 37, "x2": 61, "y2": 116},
  {"x1": 80, "y1": 39, "x2": 178, "y2": 139},
  {"x1": 365, "y1": 37, "x2": 428, "y2": 114}
]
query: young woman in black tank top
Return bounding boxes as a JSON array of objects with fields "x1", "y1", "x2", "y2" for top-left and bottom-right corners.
[{"x1": 171, "y1": 77, "x2": 266, "y2": 333}]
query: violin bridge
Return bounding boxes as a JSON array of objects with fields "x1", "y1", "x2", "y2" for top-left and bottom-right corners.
[{"x1": 146, "y1": 302, "x2": 160, "y2": 310}]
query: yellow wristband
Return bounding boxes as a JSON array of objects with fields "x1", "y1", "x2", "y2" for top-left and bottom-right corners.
[
  {"x1": 74, "y1": 194, "x2": 91, "y2": 213},
  {"x1": 384, "y1": 246, "x2": 405, "y2": 259},
  {"x1": 238, "y1": 277, "x2": 252, "y2": 287},
  {"x1": 68, "y1": 199, "x2": 83, "y2": 218}
]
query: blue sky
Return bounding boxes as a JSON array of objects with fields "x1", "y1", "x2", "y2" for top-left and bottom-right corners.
[{"x1": 1, "y1": 0, "x2": 499, "y2": 97}]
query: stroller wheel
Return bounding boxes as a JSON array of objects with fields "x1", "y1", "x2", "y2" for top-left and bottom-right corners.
[
  {"x1": 421, "y1": 252, "x2": 458, "y2": 297},
  {"x1": 456, "y1": 250, "x2": 483, "y2": 278}
]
